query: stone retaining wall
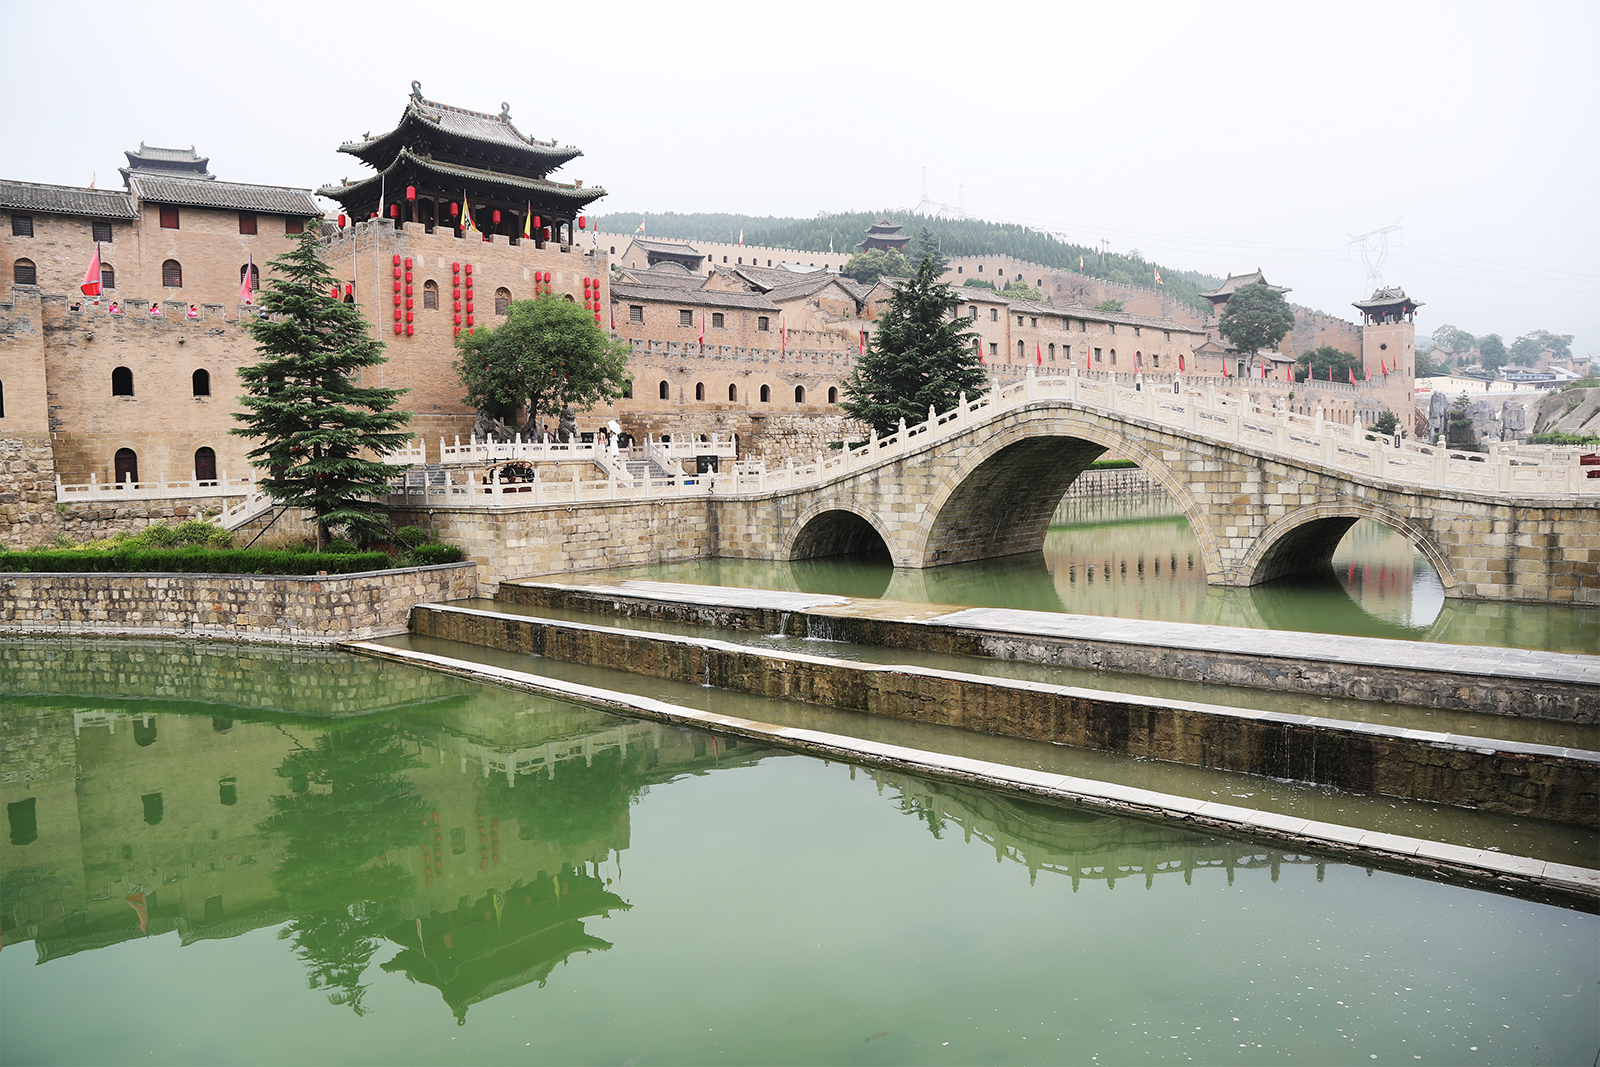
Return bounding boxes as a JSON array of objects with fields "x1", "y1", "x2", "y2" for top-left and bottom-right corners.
[
  {"x1": 0, "y1": 562, "x2": 477, "y2": 644},
  {"x1": 410, "y1": 605, "x2": 1600, "y2": 828}
]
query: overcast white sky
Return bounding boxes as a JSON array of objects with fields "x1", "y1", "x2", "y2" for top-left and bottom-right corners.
[{"x1": 4, "y1": 0, "x2": 1595, "y2": 355}]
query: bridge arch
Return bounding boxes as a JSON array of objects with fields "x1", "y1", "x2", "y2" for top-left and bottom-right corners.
[
  {"x1": 785, "y1": 501, "x2": 893, "y2": 561},
  {"x1": 1240, "y1": 501, "x2": 1459, "y2": 590},
  {"x1": 906, "y1": 410, "x2": 1223, "y2": 575}
]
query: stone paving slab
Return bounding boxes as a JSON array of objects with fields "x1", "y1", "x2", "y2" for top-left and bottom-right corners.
[{"x1": 344, "y1": 639, "x2": 1600, "y2": 912}]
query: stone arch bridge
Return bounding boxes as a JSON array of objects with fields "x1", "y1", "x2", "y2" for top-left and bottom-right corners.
[{"x1": 705, "y1": 373, "x2": 1598, "y2": 605}]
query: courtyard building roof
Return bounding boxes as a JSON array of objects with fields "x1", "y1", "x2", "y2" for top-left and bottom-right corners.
[
  {"x1": 129, "y1": 174, "x2": 321, "y2": 217},
  {"x1": 0, "y1": 179, "x2": 138, "y2": 220},
  {"x1": 611, "y1": 282, "x2": 779, "y2": 311},
  {"x1": 632, "y1": 237, "x2": 702, "y2": 255},
  {"x1": 120, "y1": 143, "x2": 214, "y2": 183},
  {"x1": 1352, "y1": 286, "x2": 1424, "y2": 312},
  {"x1": 1198, "y1": 269, "x2": 1291, "y2": 303}
]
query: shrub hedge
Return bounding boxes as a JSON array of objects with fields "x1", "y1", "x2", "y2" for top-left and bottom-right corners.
[{"x1": 0, "y1": 547, "x2": 394, "y2": 575}]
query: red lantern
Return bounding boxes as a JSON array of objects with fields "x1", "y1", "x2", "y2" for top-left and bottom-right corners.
[
  {"x1": 337, "y1": 214, "x2": 346, "y2": 227},
  {"x1": 404, "y1": 285, "x2": 413, "y2": 296},
  {"x1": 406, "y1": 186, "x2": 416, "y2": 200},
  {"x1": 393, "y1": 254, "x2": 402, "y2": 266},
  {"x1": 344, "y1": 283, "x2": 353, "y2": 297},
  {"x1": 595, "y1": 311, "x2": 602, "y2": 323},
  {"x1": 453, "y1": 300, "x2": 461, "y2": 312},
  {"x1": 492, "y1": 210, "x2": 501, "y2": 224},
  {"x1": 454, "y1": 313, "x2": 462, "y2": 325},
  {"x1": 404, "y1": 258, "x2": 413, "y2": 269},
  {"x1": 389, "y1": 204, "x2": 399, "y2": 218},
  {"x1": 369, "y1": 212, "x2": 376, "y2": 219},
  {"x1": 464, "y1": 264, "x2": 473, "y2": 275},
  {"x1": 406, "y1": 323, "x2": 414, "y2": 336},
  {"x1": 579, "y1": 216, "x2": 587, "y2": 229},
  {"x1": 394, "y1": 323, "x2": 402, "y2": 334},
  {"x1": 466, "y1": 301, "x2": 474, "y2": 313},
  {"x1": 453, "y1": 288, "x2": 461, "y2": 299},
  {"x1": 450, "y1": 203, "x2": 459, "y2": 217},
  {"x1": 405, "y1": 299, "x2": 413, "y2": 310},
  {"x1": 466, "y1": 314, "x2": 474, "y2": 326},
  {"x1": 329, "y1": 285, "x2": 339, "y2": 298},
  {"x1": 532, "y1": 216, "x2": 541, "y2": 229}
]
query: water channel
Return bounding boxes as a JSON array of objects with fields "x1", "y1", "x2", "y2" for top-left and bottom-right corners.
[{"x1": 2, "y1": 497, "x2": 1597, "y2": 1065}]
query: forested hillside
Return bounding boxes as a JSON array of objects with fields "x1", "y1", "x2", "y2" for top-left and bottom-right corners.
[{"x1": 595, "y1": 210, "x2": 1224, "y2": 312}]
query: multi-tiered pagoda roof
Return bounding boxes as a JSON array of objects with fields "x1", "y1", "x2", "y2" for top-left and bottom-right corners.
[
  {"x1": 317, "y1": 81, "x2": 604, "y2": 244},
  {"x1": 1197, "y1": 269, "x2": 1290, "y2": 311},
  {"x1": 860, "y1": 217, "x2": 911, "y2": 253},
  {"x1": 1352, "y1": 285, "x2": 1423, "y2": 324}
]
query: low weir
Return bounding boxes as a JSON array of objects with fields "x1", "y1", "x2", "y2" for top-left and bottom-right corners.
[{"x1": 360, "y1": 577, "x2": 1600, "y2": 910}]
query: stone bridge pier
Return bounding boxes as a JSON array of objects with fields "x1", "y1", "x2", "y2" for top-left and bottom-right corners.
[{"x1": 708, "y1": 402, "x2": 1598, "y2": 605}]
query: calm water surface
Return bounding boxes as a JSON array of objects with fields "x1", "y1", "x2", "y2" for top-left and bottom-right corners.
[
  {"x1": 2, "y1": 640, "x2": 1595, "y2": 1066},
  {"x1": 592, "y1": 494, "x2": 1597, "y2": 654}
]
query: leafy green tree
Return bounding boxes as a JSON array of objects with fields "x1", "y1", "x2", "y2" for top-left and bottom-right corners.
[
  {"x1": 842, "y1": 248, "x2": 914, "y2": 286},
  {"x1": 1295, "y1": 344, "x2": 1364, "y2": 382},
  {"x1": 1477, "y1": 333, "x2": 1508, "y2": 372},
  {"x1": 842, "y1": 256, "x2": 986, "y2": 436},
  {"x1": 998, "y1": 279, "x2": 1045, "y2": 301},
  {"x1": 1430, "y1": 323, "x2": 1476, "y2": 354},
  {"x1": 1369, "y1": 410, "x2": 1399, "y2": 436},
  {"x1": 1218, "y1": 283, "x2": 1295, "y2": 358},
  {"x1": 231, "y1": 229, "x2": 412, "y2": 551},
  {"x1": 961, "y1": 277, "x2": 997, "y2": 291},
  {"x1": 907, "y1": 226, "x2": 947, "y2": 273},
  {"x1": 1092, "y1": 298, "x2": 1124, "y2": 313},
  {"x1": 455, "y1": 297, "x2": 631, "y2": 435},
  {"x1": 1510, "y1": 329, "x2": 1573, "y2": 365}
]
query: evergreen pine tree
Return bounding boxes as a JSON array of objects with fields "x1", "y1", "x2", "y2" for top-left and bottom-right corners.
[
  {"x1": 908, "y1": 226, "x2": 947, "y2": 273},
  {"x1": 230, "y1": 230, "x2": 413, "y2": 550},
  {"x1": 842, "y1": 256, "x2": 986, "y2": 437}
]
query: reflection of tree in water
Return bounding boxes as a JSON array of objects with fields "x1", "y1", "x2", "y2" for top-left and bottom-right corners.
[
  {"x1": 479, "y1": 747, "x2": 650, "y2": 848},
  {"x1": 260, "y1": 722, "x2": 424, "y2": 1015}
]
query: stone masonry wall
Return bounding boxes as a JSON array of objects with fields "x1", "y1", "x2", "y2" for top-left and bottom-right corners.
[{"x1": 0, "y1": 562, "x2": 477, "y2": 644}]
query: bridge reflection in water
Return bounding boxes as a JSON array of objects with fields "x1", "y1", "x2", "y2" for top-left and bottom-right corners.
[{"x1": 4, "y1": 639, "x2": 1343, "y2": 1022}]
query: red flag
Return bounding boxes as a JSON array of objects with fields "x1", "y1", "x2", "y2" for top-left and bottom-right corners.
[
  {"x1": 1222, "y1": 360, "x2": 1230, "y2": 378},
  {"x1": 699, "y1": 311, "x2": 705, "y2": 347},
  {"x1": 1036, "y1": 341, "x2": 1042, "y2": 367},
  {"x1": 975, "y1": 338, "x2": 985, "y2": 365},
  {"x1": 1178, "y1": 353, "x2": 1185, "y2": 373},
  {"x1": 1380, "y1": 359, "x2": 1388, "y2": 376},
  {"x1": 127, "y1": 891, "x2": 148, "y2": 933},
  {"x1": 240, "y1": 254, "x2": 254, "y2": 306},
  {"x1": 1285, "y1": 363, "x2": 1292, "y2": 382},
  {"x1": 1349, "y1": 367, "x2": 1357, "y2": 385},
  {"x1": 860, "y1": 329, "x2": 866, "y2": 356},
  {"x1": 1260, "y1": 360, "x2": 1267, "y2": 380},
  {"x1": 81, "y1": 244, "x2": 102, "y2": 296}
]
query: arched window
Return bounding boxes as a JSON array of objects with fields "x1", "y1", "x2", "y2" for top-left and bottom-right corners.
[
  {"x1": 759, "y1": 384, "x2": 771, "y2": 403},
  {"x1": 1048, "y1": 343, "x2": 1056, "y2": 361},
  {"x1": 237, "y1": 262, "x2": 258, "y2": 292},
  {"x1": 114, "y1": 448, "x2": 138, "y2": 484},
  {"x1": 563, "y1": 293, "x2": 574, "y2": 302},
  {"x1": 658, "y1": 380, "x2": 670, "y2": 400},
  {"x1": 163, "y1": 260, "x2": 183, "y2": 287},
  {"x1": 101, "y1": 263, "x2": 115, "y2": 290},
  {"x1": 1018, "y1": 340, "x2": 1026, "y2": 361},
  {"x1": 828, "y1": 386, "x2": 838, "y2": 404},
  {"x1": 695, "y1": 382, "x2": 705, "y2": 401},
  {"x1": 111, "y1": 367, "x2": 134, "y2": 396},
  {"x1": 13, "y1": 258, "x2": 36, "y2": 285},
  {"x1": 495, "y1": 287, "x2": 511, "y2": 315},
  {"x1": 621, "y1": 382, "x2": 632, "y2": 399},
  {"x1": 423, "y1": 280, "x2": 438, "y2": 309},
  {"x1": 194, "y1": 447, "x2": 217, "y2": 482},
  {"x1": 192, "y1": 369, "x2": 210, "y2": 396},
  {"x1": 728, "y1": 384, "x2": 737, "y2": 402},
  {"x1": 1109, "y1": 349, "x2": 1117, "y2": 365},
  {"x1": 794, "y1": 385, "x2": 805, "y2": 404}
]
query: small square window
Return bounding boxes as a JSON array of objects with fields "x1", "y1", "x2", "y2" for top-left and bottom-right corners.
[
  {"x1": 1164, "y1": 330, "x2": 1171, "y2": 341},
  {"x1": 712, "y1": 312, "x2": 724, "y2": 328},
  {"x1": 92, "y1": 221, "x2": 113, "y2": 243},
  {"x1": 990, "y1": 308, "x2": 998, "y2": 321},
  {"x1": 285, "y1": 218, "x2": 304, "y2": 235},
  {"x1": 988, "y1": 343, "x2": 998, "y2": 357},
  {"x1": 159, "y1": 206, "x2": 179, "y2": 229},
  {"x1": 238, "y1": 213, "x2": 257, "y2": 235},
  {"x1": 1109, "y1": 324, "x2": 1116, "y2": 335},
  {"x1": 1031, "y1": 317, "x2": 1038, "y2": 327},
  {"x1": 1079, "y1": 321, "x2": 1087, "y2": 333},
  {"x1": 1134, "y1": 326, "x2": 1142, "y2": 337},
  {"x1": 679, "y1": 309, "x2": 693, "y2": 327},
  {"x1": 1016, "y1": 316, "x2": 1023, "y2": 326},
  {"x1": 758, "y1": 316, "x2": 770, "y2": 332},
  {"x1": 11, "y1": 215, "x2": 33, "y2": 237},
  {"x1": 1094, "y1": 348, "x2": 1103, "y2": 363},
  {"x1": 629, "y1": 305, "x2": 644, "y2": 324}
]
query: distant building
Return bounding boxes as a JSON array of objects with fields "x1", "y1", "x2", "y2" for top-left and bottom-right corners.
[{"x1": 859, "y1": 218, "x2": 911, "y2": 253}]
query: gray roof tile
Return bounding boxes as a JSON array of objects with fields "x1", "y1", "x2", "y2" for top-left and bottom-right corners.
[
  {"x1": 129, "y1": 175, "x2": 320, "y2": 216},
  {"x1": 0, "y1": 180, "x2": 138, "y2": 220},
  {"x1": 610, "y1": 283, "x2": 779, "y2": 311}
]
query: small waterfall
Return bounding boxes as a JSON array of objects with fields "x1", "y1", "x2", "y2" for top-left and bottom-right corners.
[
  {"x1": 771, "y1": 611, "x2": 791, "y2": 638},
  {"x1": 702, "y1": 652, "x2": 713, "y2": 688},
  {"x1": 804, "y1": 614, "x2": 838, "y2": 642}
]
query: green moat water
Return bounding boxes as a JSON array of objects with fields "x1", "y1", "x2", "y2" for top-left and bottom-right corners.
[
  {"x1": 2, "y1": 499, "x2": 1597, "y2": 1065},
  {"x1": 590, "y1": 494, "x2": 1598, "y2": 655},
  {"x1": 3, "y1": 641, "x2": 1598, "y2": 1066}
]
